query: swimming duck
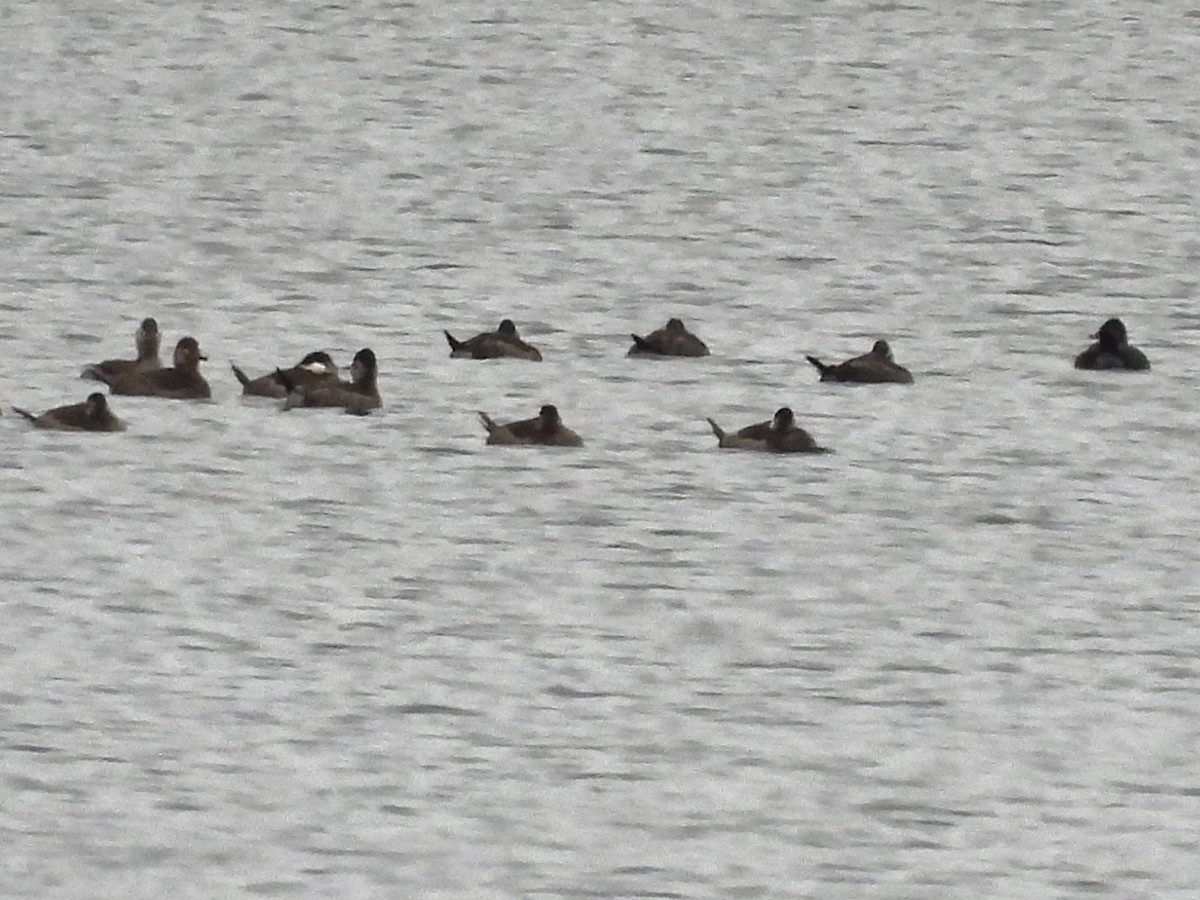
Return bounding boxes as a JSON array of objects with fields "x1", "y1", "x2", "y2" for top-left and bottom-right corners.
[
  {"x1": 100, "y1": 336, "x2": 211, "y2": 399},
  {"x1": 1074, "y1": 318, "x2": 1150, "y2": 370},
  {"x1": 281, "y1": 347, "x2": 380, "y2": 414},
  {"x1": 81, "y1": 317, "x2": 162, "y2": 381},
  {"x1": 444, "y1": 319, "x2": 543, "y2": 361},
  {"x1": 478, "y1": 404, "x2": 583, "y2": 447},
  {"x1": 806, "y1": 339, "x2": 913, "y2": 384},
  {"x1": 628, "y1": 317, "x2": 710, "y2": 357},
  {"x1": 12, "y1": 392, "x2": 126, "y2": 431},
  {"x1": 232, "y1": 351, "x2": 338, "y2": 398},
  {"x1": 707, "y1": 407, "x2": 828, "y2": 453}
]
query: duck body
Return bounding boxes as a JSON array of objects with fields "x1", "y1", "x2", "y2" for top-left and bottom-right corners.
[
  {"x1": 233, "y1": 351, "x2": 338, "y2": 398},
  {"x1": 1074, "y1": 318, "x2": 1150, "y2": 371},
  {"x1": 628, "y1": 318, "x2": 710, "y2": 357},
  {"x1": 806, "y1": 340, "x2": 913, "y2": 384},
  {"x1": 281, "y1": 348, "x2": 380, "y2": 414},
  {"x1": 478, "y1": 404, "x2": 582, "y2": 447},
  {"x1": 13, "y1": 393, "x2": 125, "y2": 431},
  {"x1": 101, "y1": 336, "x2": 211, "y2": 399},
  {"x1": 707, "y1": 407, "x2": 828, "y2": 454},
  {"x1": 445, "y1": 319, "x2": 542, "y2": 361},
  {"x1": 81, "y1": 317, "x2": 162, "y2": 381}
]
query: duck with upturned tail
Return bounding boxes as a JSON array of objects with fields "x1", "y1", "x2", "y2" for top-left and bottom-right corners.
[
  {"x1": 12, "y1": 393, "x2": 125, "y2": 431},
  {"x1": 478, "y1": 404, "x2": 583, "y2": 447},
  {"x1": 232, "y1": 351, "x2": 339, "y2": 398},
  {"x1": 806, "y1": 339, "x2": 913, "y2": 384},
  {"x1": 280, "y1": 347, "x2": 381, "y2": 414},
  {"x1": 628, "y1": 317, "x2": 710, "y2": 357},
  {"x1": 707, "y1": 407, "x2": 828, "y2": 454},
  {"x1": 444, "y1": 319, "x2": 543, "y2": 361}
]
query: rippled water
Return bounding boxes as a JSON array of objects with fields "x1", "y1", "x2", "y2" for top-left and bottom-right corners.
[{"x1": 3, "y1": 0, "x2": 1200, "y2": 897}]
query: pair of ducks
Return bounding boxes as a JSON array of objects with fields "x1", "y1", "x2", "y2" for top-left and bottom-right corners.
[
  {"x1": 476, "y1": 404, "x2": 826, "y2": 453},
  {"x1": 443, "y1": 316, "x2": 712, "y2": 360},
  {"x1": 231, "y1": 348, "x2": 381, "y2": 414}
]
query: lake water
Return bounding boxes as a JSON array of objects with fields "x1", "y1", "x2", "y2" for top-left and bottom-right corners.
[{"x1": 2, "y1": 0, "x2": 1200, "y2": 897}]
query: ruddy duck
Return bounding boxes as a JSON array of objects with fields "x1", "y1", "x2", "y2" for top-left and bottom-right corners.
[
  {"x1": 478, "y1": 404, "x2": 583, "y2": 447},
  {"x1": 281, "y1": 347, "x2": 380, "y2": 414},
  {"x1": 81, "y1": 317, "x2": 162, "y2": 381},
  {"x1": 806, "y1": 339, "x2": 914, "y2": 384},
  {"x1": 628, "y1": 317, "x2": 711, "y2": 357},
  {"x1": 1074, "y1": 318, "x2": 1150, "y2": 370},
  {"x1": 444, "y1": 319, "x2": 543, "y2": 361},
  {"x1": 707, "y1": 407, "x2": 828, "y2": 453},
  {"x1": 232, "y1": 351, "x2": 338, "y2": 398},
  {"x1": 100, "y1": 336, "x2": 211, "y2": 399},
  {"x1": 13, "y1": 392, "x2": 126, "y2": 431}
]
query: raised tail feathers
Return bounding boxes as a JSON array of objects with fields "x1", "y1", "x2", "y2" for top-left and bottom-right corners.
[
  {"x1": 12, "y1": 407, "x2": 37, "y2": 423},
  {"x1": 805, "y1": 355, "x2": 832, "y2": 377},
  {"x1": 231, "y1": 363, "x2": 252, "y2": 387}
]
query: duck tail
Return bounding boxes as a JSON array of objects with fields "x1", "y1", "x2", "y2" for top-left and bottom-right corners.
[
  {"x1": 706, "y1": 418, "x2": 726, "y2": 441},
  {"x1": 630, "y1": 334, "x2": 651, "y2": 352},
  {"x1": 12, "y1": 407, "x2": 37, "y2": 423},
  {"x1": 477, "y1": 411, "x2": 497, "y2": 433},
  {"x1": 231, "y1": 362, "x2": 251, "y2": 387},
  {"x1": 805, "y1": 355, "x2": 832, "y2": 377},
  {"x1": 444, "y1": 330, "x2": 464, "y2": 352}
]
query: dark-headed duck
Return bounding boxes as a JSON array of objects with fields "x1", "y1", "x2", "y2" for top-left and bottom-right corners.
[
  {"x1": 281, "y1": 347, "x2": 380, "y2": 414},
  {"x1": 100, "y1": 336, "x2": 211, "y2": 399},
  {"x1": 81, "y1": 317, "x2": 162, "y2": 381},
  {"x1": 628, "y1": 317, "x2": 710, "y2": 357},
  {"x1": 444, "y1": 319, "x2": 543, "y2": 361},
  {"x1": 707, "y1": 407, "x2": 828, "y2": 454},
  {"x1": 13, "y1": 392, "x2": 126, "y2": 431},
  {"x1": 478, "y1": 404, "x2": 583, "y2": 447},
  {"x1": 1074, "y1": 318, "x2": 1150, "y2": 371},
  {"x1": 232, "y1": 351, "x2": 338, "y2": 398},
  {"x1": 806, "y1": 339, "x2": 913, "y2": 384}
]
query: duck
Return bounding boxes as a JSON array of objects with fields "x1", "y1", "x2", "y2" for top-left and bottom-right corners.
[
  {"x1": 1074, "y1": 318, "x2": 1150, "y2": 370},
  {"x1": 12, "y1": 392, "x2": 126, "y2": 431},
  {"x1": 81, "y1": 317, "x2": 162, "y2": 381},
  {"x1": 232, "y1": 351, "x2": 338, "y2": 398},
  {"x1": 477, "y1": 404, "x2": 583, "y2": 447},
  {"x1": 444, "y1": 319, "x2": 543, "y2": 361},
  {"x1": 805, "y1": 339, "x2": 913, "y2": 384},
  {"x1": 99, "y1": 336, "x2": 211, "y2": 399},
  {"x1": 628, "y1": 317, "x2": 710, "y2": 357},
  {"x1": 707, "y1": 407, "x2": 828, "y2": 454},
  {"x1": 281, "y1": 347, "x2": 380, "y2": 414}
]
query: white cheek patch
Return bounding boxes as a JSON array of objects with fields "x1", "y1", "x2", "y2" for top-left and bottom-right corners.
[{"x1": 301, "y1": 362, "x2": 330, "y2": 374}]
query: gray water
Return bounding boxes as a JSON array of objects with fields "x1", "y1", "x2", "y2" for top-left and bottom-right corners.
[{"x1": 3, "y1": 0, "x2": 1200, "y2": 897}]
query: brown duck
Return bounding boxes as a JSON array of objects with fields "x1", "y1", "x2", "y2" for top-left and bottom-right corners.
[
  {"x1": 1074, "y1": 318, "x2": 1150, "y2": 371},
  {"x1": 806, "y1": 339, "x2": 913, "y2": 384},
  {"x1": 232, "y1": 351, "x2": 339, "y2": 398},
  {"x1": 444, "y1": 319, "x2": 543, "y2": 361},
  {"x1": 281, "y1": 347, "x2": 380, "y2": 414},
  {"x1": 13, "y1": 392, "x2": 126, "y2": 431},
  {"x1": 100, "y1": 336, "x2": 211, "y2": 399},
  {"x1": 478, "y1": 404, "x2": 583, "y2": 447},
  {"x1": 707, "y1": 407, "x2": 828, "y2": 454},
  {"x1": 81, "y1": 317, "x2": 161, "y2": 381},
  {"x1": 628, "y1": 317, "x2": 710, "y2": 357}
]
